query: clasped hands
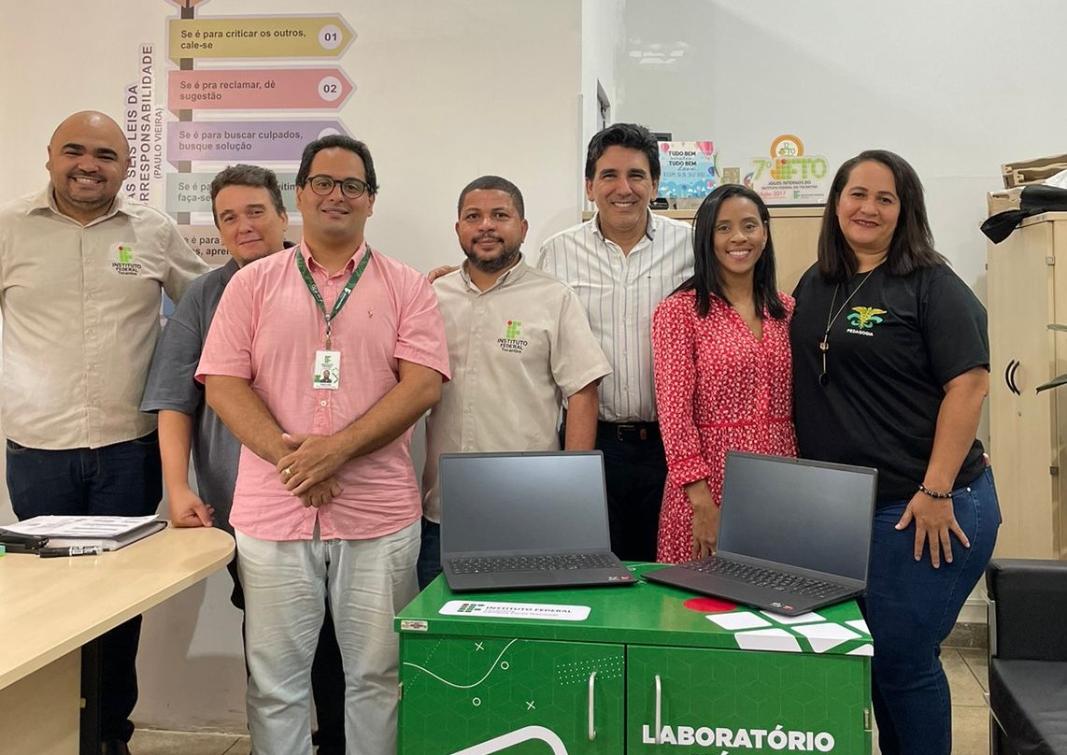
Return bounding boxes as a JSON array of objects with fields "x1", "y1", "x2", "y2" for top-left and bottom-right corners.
[{"x1": 277, "y1": 432, "x2": 347, "y2": 508}]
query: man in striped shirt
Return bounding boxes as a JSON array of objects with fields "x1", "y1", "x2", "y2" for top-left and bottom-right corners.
[{"x1": 537, "y1": 123, "x2": 694, "y2": 562}]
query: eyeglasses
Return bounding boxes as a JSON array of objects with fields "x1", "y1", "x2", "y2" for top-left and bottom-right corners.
[{"x1": 305, "y1": 174, "x2": 370, "y2": 199}]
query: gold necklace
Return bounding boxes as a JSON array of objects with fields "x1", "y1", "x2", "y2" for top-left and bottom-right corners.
[{"x1": 819, "y1": 267, "x2": 879, "y2": 386}]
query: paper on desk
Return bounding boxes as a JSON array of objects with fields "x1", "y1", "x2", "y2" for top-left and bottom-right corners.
[
  {"x1": 1, "y1": 515, "x2": 159, "y2": 538},
  {"x1": 733, "y1": 628, "x2": 803, "y2": 653},
  {"x1": 707, "y1": 611, "x2": 772, "y2": 630},
  {"x1": 793, "y1": 621, "x2": 861, "y2": 653}
]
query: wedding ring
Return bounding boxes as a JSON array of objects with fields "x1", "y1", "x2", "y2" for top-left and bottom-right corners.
[{"x1": 283, "y1": 467, "x2": 293, "y2": 478}]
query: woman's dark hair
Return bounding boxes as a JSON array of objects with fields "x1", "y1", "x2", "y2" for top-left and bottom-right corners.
[
  {"x1": 676, "y1": 184, "x2": 785, "y2": 320},
  {"x1": 818, "y1": 149, "x2": 946, "y2": 281}
]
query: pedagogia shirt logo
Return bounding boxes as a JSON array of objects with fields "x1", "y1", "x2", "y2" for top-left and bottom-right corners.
[
  {"x1": 497, "y1": 320, "x2": 528, "y2": 354},
  {"x1": 112, "y1": 243, "x2": 142, "y2": 276},
  {"x1": 845, "y1": 306, "x2": 886, "y2": 337}
]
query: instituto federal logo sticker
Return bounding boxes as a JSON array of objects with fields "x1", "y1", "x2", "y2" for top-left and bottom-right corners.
[
  {"x1": 439, "y1": 600, "x2": 590, "y2": 621},
  {"x1": 111, "y1": 243, "x2": 143, "y2": 276},
  {"x1": 497, "y1": 319, "x2": 528, "y2": 354}
]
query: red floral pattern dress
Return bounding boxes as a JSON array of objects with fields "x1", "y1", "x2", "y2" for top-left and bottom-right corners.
[{"x1": 652, "y1": 290, "x2": 797, "y2": 563}]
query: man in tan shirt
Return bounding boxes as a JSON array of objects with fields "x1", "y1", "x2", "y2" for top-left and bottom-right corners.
[
  {"x1": 0, "y1": 111, "x2": 208, "y2": 755},
  {"x1": 418, "y1": 175, "x2": 611, "y2": 587}
]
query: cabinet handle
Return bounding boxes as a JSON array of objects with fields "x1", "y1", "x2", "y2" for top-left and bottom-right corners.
[
  {"x1": 1004, "y1": 359, "x2": 1021, "y2": 395},
  {"x1": 654, "y1": 674, "x2": 663, "y2": 745},
  {"x1": 587, "y1": 671, "x2": 597, "y2": 741}
]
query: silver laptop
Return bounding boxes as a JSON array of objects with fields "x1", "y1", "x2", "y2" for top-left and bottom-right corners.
[
  {"x1": 645, "y1": 452, "x2": 877, "y2": 616},
  {"x1": 439, "y1": 451, "x2": 636, "y2": 592}
]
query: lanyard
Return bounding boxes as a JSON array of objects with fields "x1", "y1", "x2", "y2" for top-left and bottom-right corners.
[{"x1": 295, "y1": 246, "x2": 372, "y2": 349}]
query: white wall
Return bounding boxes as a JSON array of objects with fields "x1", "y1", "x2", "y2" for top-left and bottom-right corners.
[
  {"x1": 580, "y1": 0, "x2": 625, "y2": 202},
  {"x1": 0, "y1": 0, "x2": 582, "y2": 732},
  {"x1": 614, "y1": 0, "x2": 1067, "y2": 296},
  {"x1": 0, "y1": 0, "x2": 583, "y2": 263}
]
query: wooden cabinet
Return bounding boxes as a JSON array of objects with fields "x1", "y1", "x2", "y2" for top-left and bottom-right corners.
[{"x1": 987, "y1": 211, "x2": 1067, "y2": 558}]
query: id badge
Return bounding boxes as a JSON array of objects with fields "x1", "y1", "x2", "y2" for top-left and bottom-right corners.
[{"x1": 313, "y1": 350, "x2": 341, "y2": 390}]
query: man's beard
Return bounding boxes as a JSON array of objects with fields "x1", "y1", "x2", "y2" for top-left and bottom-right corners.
[{"x1": 463, "y1": 238, "x2": 521, "y2": 273}]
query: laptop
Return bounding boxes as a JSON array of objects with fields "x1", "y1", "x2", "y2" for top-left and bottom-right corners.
[
  {"x1": 645, "y1": 452, "x2": 877, "y2": 616},
  {"x1": 439, "y1": 451, "x2": 636, "y2": 592}
]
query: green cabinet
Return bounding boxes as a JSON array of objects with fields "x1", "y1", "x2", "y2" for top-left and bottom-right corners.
[
  {"x1": 399, "y1": 636, "x2": 624, "y2": 753},
  {"x1": 626, "y1": 646, "x2": 868, "y2": 753},
  {"x1": 397, "y1": 565, "x2": 872, "y2": 754}
]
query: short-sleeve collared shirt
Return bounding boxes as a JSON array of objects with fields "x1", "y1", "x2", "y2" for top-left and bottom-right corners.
[
  {"x1": 537, "y1": 211, "x2": 693, "y2": 422},
  {"x1": 421, "y1": 259, "x2": 611, "y2": 522},
  {"x1": 141, "y1": 259, "x2": 243, "y2": 531},
  {"x1": 196, "y1": 242, "x2": 450, "y2": 542},
  {"x1": 0, "y1": 187, "x2": 209, "y2": 449}
]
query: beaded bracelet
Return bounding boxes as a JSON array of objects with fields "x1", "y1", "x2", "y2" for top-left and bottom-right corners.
[{"x1": 918, "y1": 482, "x2": 953, "y2": 499}]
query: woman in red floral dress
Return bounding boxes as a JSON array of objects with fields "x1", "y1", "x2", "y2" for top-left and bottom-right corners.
[{"x1": 652, "y1": 185, "x2": 797, "y2": 563}]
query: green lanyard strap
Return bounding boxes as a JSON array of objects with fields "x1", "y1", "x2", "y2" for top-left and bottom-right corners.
[{"x1": 295, "y1": 246, "x2": 372, "y2": 349}]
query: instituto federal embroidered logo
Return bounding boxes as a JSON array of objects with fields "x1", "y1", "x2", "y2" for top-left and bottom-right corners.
[
  {"x1": 111, "y1": 243, "x2": 142, "y2": 276},
  {"x1": 845, "y1": 306, "x2": 886, "y2": 337},
  {"x1": 497, "y1": 319, "x2": 528, "y2": 354}
]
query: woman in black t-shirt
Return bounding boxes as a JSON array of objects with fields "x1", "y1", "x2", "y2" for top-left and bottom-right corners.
[{"x1": 790, "y1": 150, "x2": 1000, "y2": 755}]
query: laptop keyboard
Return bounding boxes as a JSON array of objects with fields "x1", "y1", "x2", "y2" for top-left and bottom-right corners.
[
  {"x1": 450, "y1": 553, "x2": 619, "y2": 574},
  {"x1": 682, "y1": 556, "x2": 846, "y2": 599}
]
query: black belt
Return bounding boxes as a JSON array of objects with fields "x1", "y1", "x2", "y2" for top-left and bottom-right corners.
[{"x1": 598, "y1": 421, "x2": 660, "y2": 442}]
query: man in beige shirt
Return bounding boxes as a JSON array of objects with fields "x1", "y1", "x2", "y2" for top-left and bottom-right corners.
[
  {"x1": 418, "y1": 175, "x2": 611, "y2": 587},
  {"x1": 0, "y1": 111, "x2": 207, "y2": 755}
]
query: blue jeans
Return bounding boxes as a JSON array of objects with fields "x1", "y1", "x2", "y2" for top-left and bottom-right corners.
[
  {"x1": 417, "y1": 517, "x2": 441, "y2": 590},
  {"x1": 6, "y1": 433, "x2": 162, "y2": 745},
  {"x1": 860, "y1": 466, "x2": 1000, "y2": 755}
]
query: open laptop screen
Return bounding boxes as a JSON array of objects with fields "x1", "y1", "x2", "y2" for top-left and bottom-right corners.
[
  {"x1": 718, "y1": 453, "x2": 877, "y2": 581},
  {"x1": 439, "y1": 452, "x2": 611, "y2": 556}
]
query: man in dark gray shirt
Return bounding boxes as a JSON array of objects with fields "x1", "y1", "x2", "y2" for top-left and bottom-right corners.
[{"x1": 140, "y1": 164, "x2": 346, "y2": 755}]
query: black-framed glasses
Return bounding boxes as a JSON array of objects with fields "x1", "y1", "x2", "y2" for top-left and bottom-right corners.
[{"x1": 306, "y1": 174, "x2": 369, "y2": 199}]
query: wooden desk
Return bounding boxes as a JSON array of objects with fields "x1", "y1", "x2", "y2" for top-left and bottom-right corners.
[{"x1": 0, "y1": 528, "x2": 234, "y2": 755}]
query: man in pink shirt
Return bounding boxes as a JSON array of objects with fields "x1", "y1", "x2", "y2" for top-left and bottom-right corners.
[{"x1": 197, "y1": 135, "x2": 449, "y2": 755}]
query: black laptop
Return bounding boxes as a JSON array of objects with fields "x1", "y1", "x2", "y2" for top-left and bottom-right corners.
[
  {"x1": 439, "y1": 451, "x2": 636, "y2": 592},
  {"x1": 645, "y1": 452, "x2": 877, "y2": 616}
]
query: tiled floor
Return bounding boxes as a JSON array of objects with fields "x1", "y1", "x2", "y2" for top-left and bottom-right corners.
[
  {"x1": 129, "y1": 729, "x2": 249, "y2": 754},
  {"x1": 130, "y1": 648, "x2": 995, "y2": 754},
  {"x1": 949, "y1": 647, "x2": 993, "y2": 754}
]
